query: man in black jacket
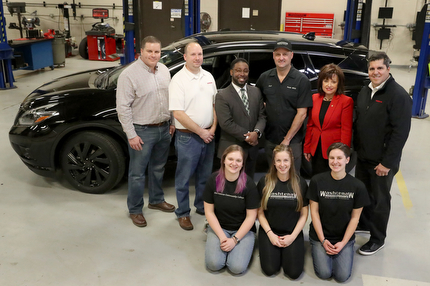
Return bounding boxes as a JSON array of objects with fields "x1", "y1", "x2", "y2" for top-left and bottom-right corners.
[{"x1": 354, "y1": 52, "x2": 412, "y2": 255}]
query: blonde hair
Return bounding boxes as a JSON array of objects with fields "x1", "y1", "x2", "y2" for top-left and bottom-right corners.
[{"x1": 261, "y1": 144, "x2": 303, "y2": 211}]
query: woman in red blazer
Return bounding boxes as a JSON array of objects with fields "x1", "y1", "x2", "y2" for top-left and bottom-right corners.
[{"x1": 304, "y1": 64, "x2": 353, "y2": 175}]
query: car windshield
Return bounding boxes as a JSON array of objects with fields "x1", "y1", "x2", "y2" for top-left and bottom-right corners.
[{"x1": 100, "y1": 38, "x2": 196, "y2": 89}]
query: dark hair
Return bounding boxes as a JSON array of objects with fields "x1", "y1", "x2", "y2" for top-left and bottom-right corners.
[
  {"x1": 261, "y1": 144, "x2": 303, "y2": 211},
  {"x1": 317, "y1": 63, "x2": 345, "y2": 95},
  {"x1": 216, "y1": 145, "x2": 247, "y2": 194},
  {"x1": 327, "y1": 142, "x2": 351, "y2": 158},
  {"x1": 230, "y1": 58, "x2": 249, "y2": 70},
  {"x1": 368, "y1": 52, "x2": 391, "y2": 68},
  {"x1": 140, "y1": 36, "x2": 161, "y2": 50}
]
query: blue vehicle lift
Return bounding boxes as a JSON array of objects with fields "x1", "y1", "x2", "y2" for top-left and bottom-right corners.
[
  {"x1": 0, "y1": 1, "x2": 15, "y2": 89},
  {"x1": 412, "y1": 2, "x2": 430, "y2": 118},
  {"x1": 344, "y1": 0, "x2": 371, "y2": 48},
  {"x1": 121, "y1": 0, "x2": 200, "y2": 65}
]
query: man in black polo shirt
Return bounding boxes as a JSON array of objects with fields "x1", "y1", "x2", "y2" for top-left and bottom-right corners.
[{"x1": 256, "y1": 39, "x2": 312, "y2": 172}]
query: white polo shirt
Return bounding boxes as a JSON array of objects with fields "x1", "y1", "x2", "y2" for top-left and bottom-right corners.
[{"x1": 169, "y1": 66, "x2": 217, "y2": 129}]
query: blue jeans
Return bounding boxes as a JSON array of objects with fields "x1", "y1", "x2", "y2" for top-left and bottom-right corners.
[
  {"x1": 205, "y1": 226, "x2": 255, "y2": 275},
  {"x1": 174, "y1": 131, "x2": 214, "y2": 218},
  {"x1": 127, "y1": 124, "x2": 171, "y2": 214},
  {"x1": 310, "y1": 237, "x2": 355, "y2": 282}
]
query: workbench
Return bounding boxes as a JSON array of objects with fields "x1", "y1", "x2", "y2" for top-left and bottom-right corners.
[{"x1": 9, "y1": 38, "x2": 54, "y2": 70}]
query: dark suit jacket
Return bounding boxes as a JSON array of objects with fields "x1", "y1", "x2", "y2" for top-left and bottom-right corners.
[
  {"x1": 215, "y1": 84, "x2": 266, "y2": 159},
  {"x1": 303, "y1": 93, "x2": 353, "y2": 159}
]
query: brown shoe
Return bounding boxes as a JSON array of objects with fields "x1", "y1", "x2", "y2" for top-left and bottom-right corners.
[
  {"x1": 148, "y1": 201, "x2": 175, "y2": 212},
  {"x1": 178, "y1": 216, "x2": 193, "y2": 230},
  {"x1": 130, "y1": 213, "x2": 147, "y2": 227}
]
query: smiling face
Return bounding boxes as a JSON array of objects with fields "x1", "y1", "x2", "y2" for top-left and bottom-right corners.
[
  {"x1": 224, "y1": 151, "x2": 244, "y2": 176},
  {"x1": 184, "y1": 43, "x2": 203, "y2": 73},
  {"x1": 273, "y1": 47, "x2": 293, "y2": 70},
  {"x1": 368, "y1": 59, "x2": 390, "y2": 88},
  {"x1": 274, "y1": 151, "x2": 291, "y2": 176},
  {"x1": 328, "y1": 148, "x2": 350, "y2": 174},
  {"x1": 230, "y1": 61, "x2": 249, "y2": 88},
  {"x1": 140, "y1": 42, "x2": 161, "y2": 70},
  {"x1": 322, "y1": 74, "x2": 339, "y2": 98}
]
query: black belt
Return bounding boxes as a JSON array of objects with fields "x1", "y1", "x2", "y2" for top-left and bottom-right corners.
[{"x1": 145, "y1": 121, "x2": 168, "y2": 127}]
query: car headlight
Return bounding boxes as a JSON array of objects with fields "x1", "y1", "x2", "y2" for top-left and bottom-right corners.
[{"x1": 18, "y1": 103, "x2": 59, "y2": 126}]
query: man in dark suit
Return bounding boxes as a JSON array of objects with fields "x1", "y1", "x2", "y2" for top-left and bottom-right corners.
[{"x1": 215, "y1": 58, "x2": 266, "y2": 179}]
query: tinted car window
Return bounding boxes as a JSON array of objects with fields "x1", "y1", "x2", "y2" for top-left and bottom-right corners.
[
  {"x1": 308, "y1": 54, "x2": 344, "y2": 72},
  {"x1": 248, "y1": 52, "x2": 307, "y2": 84},
  {"x1": 202, "y1": 54, "x2": 238, "y2": 89}
]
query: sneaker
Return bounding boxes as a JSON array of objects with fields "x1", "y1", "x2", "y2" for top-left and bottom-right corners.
[{"x1": 359, "y1": 241, "x2": 385, "y2": 255}]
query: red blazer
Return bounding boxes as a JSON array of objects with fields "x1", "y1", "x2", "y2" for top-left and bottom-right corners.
[{"x1": 304, "y1": 93, "x2": 353, "y2": 159}]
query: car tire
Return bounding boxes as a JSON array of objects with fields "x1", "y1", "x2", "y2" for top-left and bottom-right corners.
[
  {"x1": 60, "y1": 132, "x2": 125, "y2": 194},
  {"x1": 79, "y1": 37, "x2": 89, "y2": 59}
]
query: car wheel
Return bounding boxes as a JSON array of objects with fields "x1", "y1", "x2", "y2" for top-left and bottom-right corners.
[
  {"x1": 60, "y1": 132, "x2": 125, "y2": 194},
  {"x1": 79, "y1": 37, "x2": 89, "y2": 59}
]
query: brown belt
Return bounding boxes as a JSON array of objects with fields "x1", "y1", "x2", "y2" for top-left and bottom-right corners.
[
  {"x1": 146, "y1": 121, "x2": 168, "y2": 127},
  {"x1": 176, "y1": 129, "x2": 193, "y2": 133}
]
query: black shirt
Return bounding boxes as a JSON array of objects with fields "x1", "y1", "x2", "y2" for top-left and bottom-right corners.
[
  {"x1": 257, "y1": 176, "x2": 308, "y2": 235},
  {"x1": 307, "y1": 172, "x2": 370, "y2": 243},
  {"x1": 256, "y1": 66, "x2": 312, "y2": 144},
  {"x1": 203, "y1": 172, "x2": 260, "y2": 231}
]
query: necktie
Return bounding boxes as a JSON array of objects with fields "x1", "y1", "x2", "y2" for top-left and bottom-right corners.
[{"x1": 240, "y1": 88, "x2": 249, "y2": 114}]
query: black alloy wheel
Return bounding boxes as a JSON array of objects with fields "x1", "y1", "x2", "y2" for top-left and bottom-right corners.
[{"x1": 60, "y1": 131, "x2": 125, "y2": 194}]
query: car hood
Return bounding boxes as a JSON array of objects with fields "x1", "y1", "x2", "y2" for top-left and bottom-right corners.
[{"x1": 31, "y1": 68, "x2": 112, "y2": 95}]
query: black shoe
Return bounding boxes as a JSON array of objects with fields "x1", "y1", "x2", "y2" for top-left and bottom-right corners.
[
  {"x1": 196, "y1": 209, "x2": 205, "y2": 215},
  {"x1": 359, "y1": 241, "x2": 385, "y2": 255}
]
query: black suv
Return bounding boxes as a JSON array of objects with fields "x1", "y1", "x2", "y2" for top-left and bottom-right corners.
[{"x1": 9, "y1": 31, "x2": 369, "y2": 194}]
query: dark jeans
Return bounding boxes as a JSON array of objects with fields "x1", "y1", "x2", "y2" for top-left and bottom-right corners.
[
  {"x1": 127, "y1": 124, "x2": 171, "y2": 214},
  {"x1": 258, "y1": 226, "x2": 304, "y2": 279},
  {"x1": 355, "y1": 159, "x2": 398, "y2": 244}
]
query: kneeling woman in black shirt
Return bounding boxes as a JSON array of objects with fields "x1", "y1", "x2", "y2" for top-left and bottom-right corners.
[
  {"x1": 203, "y1": 145, "x2": 260, "y2": 275},
  {"x1": 257, "y1": 144, "x2": 309, "y2": 278},
  {"x1": 307, "y1": 142, "x2": 369, "y2": 282}
]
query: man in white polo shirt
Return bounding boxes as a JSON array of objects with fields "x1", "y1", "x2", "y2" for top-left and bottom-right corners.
[{"x1": 169, "y1": 41, "x2": 217, "y2": 230}]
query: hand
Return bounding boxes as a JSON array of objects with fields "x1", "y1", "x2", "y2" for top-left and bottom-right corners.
[
  {"x1": 220, "y1": 237, "x2": 236, "y2": 252},
  {"x1": 374, "y1": 163, "x2": 390, "y2": 177},
  {"x1": 280, "y1": 137, "x2": 290, "y2": 146},
  {"x1": 199, "y1": 129, "x2": 215, "y2": 144},
  {"x1": 267, "y1": 231, "x2": 283, "y2": 247},
  {"x1": 278, "y1": 234, "x2": 294, "y2": 248},
  {"x1": 304, "y1": 153, "x2": 312, "y2": 162},
  {"x1": 322, "y1": 239, "x2": 337, "y2": 256},
  {"x1": 129, "y1": 136, "x2": 144, "y2": 151},
  {"x1": 169, "y1": 125, "x2": 175, "y2": 137},
  {"x1": 331, "y1": 241, "x2": 347, "y2": 255},
  {"x1": 244, "y1": 131, "x2": 258, "y2": 146}
]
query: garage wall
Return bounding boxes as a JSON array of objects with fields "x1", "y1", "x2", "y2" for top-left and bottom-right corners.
[
  {"x1": 367, "y1": 0, "x2": 425, "y2": 66},
  {"x1": 4, "y1": 0, "x2": 123, "y2": 51},
  {"x1": 200, "y1": 0, "x2": 426, "y2": 66},
  {"x1": 3, "y1": 0, "x2": 425, "y2": 65}
]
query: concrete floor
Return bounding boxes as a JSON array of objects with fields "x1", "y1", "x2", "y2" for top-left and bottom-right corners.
[{"x1": 1, "y1": 57, "x2": 429, "y2": 286}]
